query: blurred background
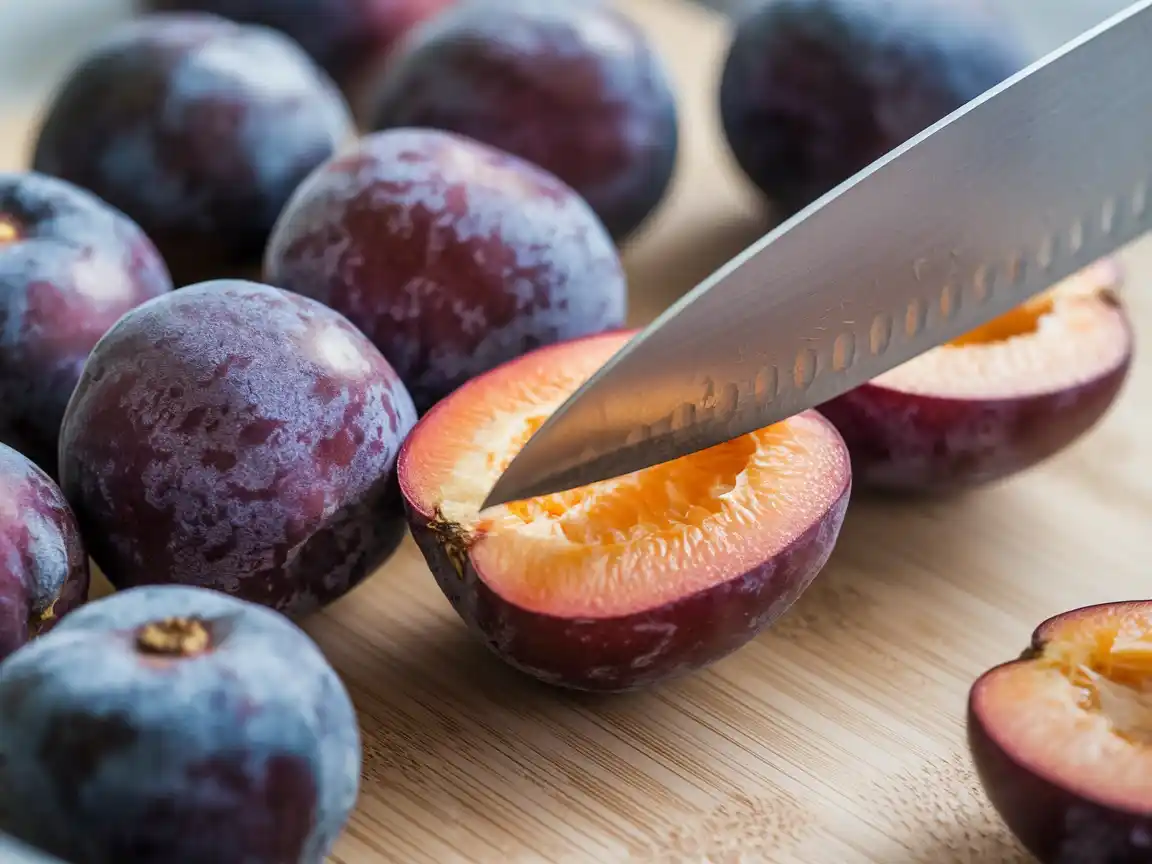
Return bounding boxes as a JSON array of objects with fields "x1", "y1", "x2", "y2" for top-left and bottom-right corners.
[{"x1": 0, "y1": 0, "x2": 1132, "y2": 114}]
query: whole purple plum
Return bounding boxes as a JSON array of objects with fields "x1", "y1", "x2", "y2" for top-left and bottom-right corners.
[
  {"x1": 0, "y1": 172, "x2": 172, "y2": 477},
  {"x1": 141, "y1": 0, "x2": 459, "y2": 116},
  {"x1": 31, "y1": 13, "x2": 354, "y2": 287},
  {"x1": 365, "y1": 0, "x2": 679, "y2": 242},
  {"x1": 58, "y1": 279, "x2": 418, "y2": 616},
  {"x1": 0, "y1": 584, "x2": 361, "y2": 864},
  {"x1": 264, "y1": 128, "x2": 628, "y2": 414},
  {"x1": 719, "y1": 0, "x2": 1029, "y2": 216},
  {"x1": 0, "y1": 443, "x2": 89, "y2": 661}
]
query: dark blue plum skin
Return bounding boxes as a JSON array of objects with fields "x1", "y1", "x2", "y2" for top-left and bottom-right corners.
[
  {"x1": 719, "y1": 0, "x2": 1029, "y2": 216},
  {"x1": 31, "y1": 13, "x2": 354, "y2": 287},
  {"x1": 265, "y1": 128, "x2": 628, "y2": 414},
  {"x1": 0, "y1": 442, "x2": 89, "y2": 662},
  {"x1": 0, "y1": 584, "x2": 361, "y2": 864},
  {"x1": 365, "y1": 0, "x2": 679, "y2": 242},
  {"x1": 58, "y1": 280, "x2": 418, "y2": 617},
  {"x1": 142, "y1": 0, "x2": 458, "y2": 113},
  {"x1": 0, "y1": 172, "x2": 173, "y2": 477}
]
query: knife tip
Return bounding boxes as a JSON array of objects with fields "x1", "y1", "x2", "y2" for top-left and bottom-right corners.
[
  {"x1": 481, "y1": 455, "x2": 583, "y2": 510},
  {"x1": 480, "y1": 464, "x2": 535, "y2": 511}
]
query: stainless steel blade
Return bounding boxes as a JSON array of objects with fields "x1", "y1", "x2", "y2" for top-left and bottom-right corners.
[{"x1": 483, "y1": 0, "x2": 1152, "y2": 509}]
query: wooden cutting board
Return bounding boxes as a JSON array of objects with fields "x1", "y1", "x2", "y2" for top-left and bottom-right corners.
[{"x1": 4, "y1": 1, "x2": 1150, "y2": 861}]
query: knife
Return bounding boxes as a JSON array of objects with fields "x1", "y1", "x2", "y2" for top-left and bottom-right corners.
[{"x1": 483, "y1": 0, "x2": 1152, "y2": 510}]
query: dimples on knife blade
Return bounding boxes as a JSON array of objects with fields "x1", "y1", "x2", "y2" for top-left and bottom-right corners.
[{"x1": 484, "y1": 0, "x2": 1152, "y2": 508}]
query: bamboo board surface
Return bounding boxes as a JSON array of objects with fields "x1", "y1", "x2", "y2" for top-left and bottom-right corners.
[{"x1": 2, "y1": 1, "x2": 1151, "y2": 862}]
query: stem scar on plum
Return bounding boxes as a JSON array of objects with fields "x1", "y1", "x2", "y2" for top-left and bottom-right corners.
[
  {"x1": 1018, "y1": 643, "x2": 1043, "y2": 662},
  {"x1": 135, "y1": 617, "x2": 212, "y2": 657},
  {"x1": 430, "y1": 512, "x2": 471, "y2": 580},
  {"x1": 1097, "y1": 286, "x2": 1123, "y2": 309},
  {"x1": 32, "y1": 597, "x2": 60, "y2": 628}
]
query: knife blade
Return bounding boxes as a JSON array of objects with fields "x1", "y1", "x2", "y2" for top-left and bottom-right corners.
[{"x1": 483, "y1": 0, "x2": 1152, "y2": 510}]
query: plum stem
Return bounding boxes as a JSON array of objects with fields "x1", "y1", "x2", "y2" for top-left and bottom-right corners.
[
  {"x1": 29, "y1": 596, "x2": 59, "y2": 633},
  {"x1": 136, "y1": 617, "x2": 212, "y2": 656}
]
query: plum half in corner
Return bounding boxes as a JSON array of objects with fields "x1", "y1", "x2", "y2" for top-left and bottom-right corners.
[{"x1": 969, "y1": 601, "x2": 1152, "y2": 863}]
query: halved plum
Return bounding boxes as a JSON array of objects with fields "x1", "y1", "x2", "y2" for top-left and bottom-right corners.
[
  {"x1": 818, "y1": 259, "x2": 1133, "y2": 493},
  {"x1": 398, "y1": 330, "x2": 852, "y2": 692},
  {"x1": 969, "y1": 601, "x2": 1152, "y2": 863}
]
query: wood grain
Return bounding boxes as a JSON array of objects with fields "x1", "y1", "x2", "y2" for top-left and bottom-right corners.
[{"x1": 3, "y1": 1, "x2": 1150, "y2": 861}]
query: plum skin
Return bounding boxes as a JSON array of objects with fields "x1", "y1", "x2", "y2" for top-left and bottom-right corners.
[
  {"x1": 0, "y1": 443, "x2": 89, "y2": 662},
  {"x1": 58, "y1": 279, "x2": 418, "y2": 617},
  {"x1": 719, "y1": 0, "x2": 1028, "y2": 216},
  {"x1": 0, "y1": 172, "x2": 173, "y2": 477},
  {"x1": 365, "y1": 0, "x2": 680, "y2": 242},
  {"x1": 968, "y1": 605, "x2": 1152, "y2": 864},
  {"x1": 31, "y1": 13, "x2": 354, "y2": 287},
  {"x1": 0, "y1": 584, "x2": 361, "y2": 864},
  {"x1": 265, "y1": 127, "x2": 628, "y2": 415},
  {"x1": 142, "y1": 0, "x2": 458, "y2": 112}
]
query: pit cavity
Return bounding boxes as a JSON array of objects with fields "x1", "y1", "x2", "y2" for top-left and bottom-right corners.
[
  {"x1": 136, "y1": 616, "x2": 212, "y2": 657},
  {"x1": 1041, "y1": 609, "x2": 1152, "y2": 745},
  {"x1": 498, "y1": 414, "x2": 758, "y2": 545}
]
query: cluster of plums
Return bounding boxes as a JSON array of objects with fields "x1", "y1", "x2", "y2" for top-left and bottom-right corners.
[{"x1": 0, "y1": 1, "x2": 1140, "y2": 862}]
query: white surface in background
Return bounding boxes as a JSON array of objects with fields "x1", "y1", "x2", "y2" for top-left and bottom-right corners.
[
  {"x1": 0, "y1": 0, "x2": 134, "y2": 109},
  {"x1": 0, "y1": 0, "x2": 1133, "y2": 110}
]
